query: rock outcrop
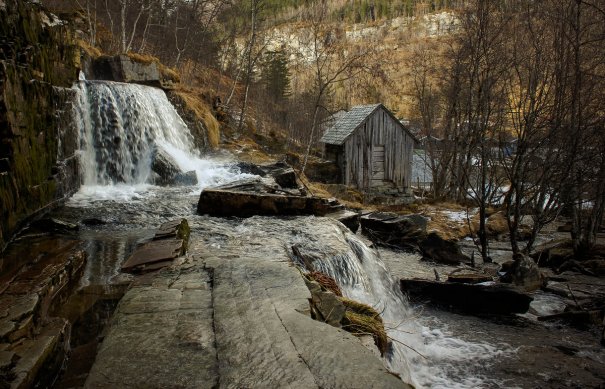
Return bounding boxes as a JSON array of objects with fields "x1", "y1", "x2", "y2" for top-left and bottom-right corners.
[
  {"x1": 86, "y1": 54, "x2": 179, "y2": 89},
  {"x1": 197, "y1": 162, "x2": 345, "y2": 217},
  {"x1": 0, "y1": 0, "x2": 80, "y2": 251},
  {"x1": 361, "y1": 212, "x2": 471, "y2": 264}
]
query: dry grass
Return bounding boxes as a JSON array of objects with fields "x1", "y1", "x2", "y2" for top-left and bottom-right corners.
[
  {"x1": 173, "y1": 90, "x2": 220, "y2": 148},
  {"x1": 339, "y1": 297, "x2": 388, "y2": 355},
  {"x1": 306, "y1": 271, "x2": 343, "y2": 296},
  {"x1": 77, "y1": 39, "x2": 102, "y2": 58},
  {"x1": 222, "y1": 138, "x2": 274, "y2": 164}
]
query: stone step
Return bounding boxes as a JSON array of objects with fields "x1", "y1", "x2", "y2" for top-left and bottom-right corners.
[
  {"x1": 0, "y1": 237, "x2": 85, "y2": 344},
  {"x1": 1, "y1": 317, "x2": 68, "y2": 389}
]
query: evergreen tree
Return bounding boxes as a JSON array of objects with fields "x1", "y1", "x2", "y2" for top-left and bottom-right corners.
[{"x1": 260, "y1": 50, "x2": 291, "y2": 101}]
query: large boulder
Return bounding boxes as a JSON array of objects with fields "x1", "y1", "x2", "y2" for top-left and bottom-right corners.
[
  {"x1": 150, "y1": 147, "x2": 197, "y2": 186},
  {"x1": 89, "y1": 54, "x2": 178, "y2": 89},
  {"x1": 419, "y1": 232, "x2": 471, "y2": 265},
  {"x1": 360, "y1": 212, "x2": 428, "y2": 250},
  {"x1": 507, "y1": 253, "x2": 545, "y2": 292}
]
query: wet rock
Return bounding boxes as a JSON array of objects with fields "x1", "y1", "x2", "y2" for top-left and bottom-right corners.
[
  {"x1": 531, "y1": 239, "x2": 574, "y2": 268},
  {"x1": 230, "y1": 161, "x2": 267, "y2": 176},
  {"x1": 419, "y1": 232, "x2": 471, "y2": 265},
  {"x1": 602, "y1": 317, "x2": 605, "y2": 346},
  {"x1": 80, "y1": 218, "x2": 107, "y2": 226},
  {"x1": 197, "y1": 179, "x2": 339, "y2": 217},
  {"x1": 508, "y1": 253, "x2": 545, "y2": 292},
  {"x1": 0, "y1": 237, "x2": 85, "y2": 344},
  {"x1": 538, "y1": 310, "x2": 603, "y2": 328},
  {"x1": 121, "y1": 239, "x2": 184, "y2": 273},
  {"x1": 5, "y1": 318, "x2": 68, "y2": 389},
  {"x1": 401, "y1": 279, "x2": 533, "y2": 314},
  {"x1": 30, "y1": 218, "x2": 79, "y2": 233},
  {"x1": 326, "y1": 209, "x2": 360, "y2": 233},
  {"x1": 150, "y1": 147, "x2": 183, "y2": 186},
  {"x1": 173, "y1": 170, "x2": 198, "y2": 186},
  {"x1": 360, "y1": 212, "x2": 428, "y2": 250},
  {"x1": 85, "y1": 263, "x2": 217, "y2": 388},
  {"x1": 122, "y1": 219, "x2": 189, "y2": 273}
]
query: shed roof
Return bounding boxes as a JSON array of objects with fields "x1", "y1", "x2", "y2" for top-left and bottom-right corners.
[{"x1": 320, "y1": 104, "x2": 381, "y2": 145}]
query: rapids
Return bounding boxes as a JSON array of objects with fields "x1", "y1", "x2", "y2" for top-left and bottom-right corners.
[{"x1": 52, "y1": 79, "x2": 603, "y2": 388}]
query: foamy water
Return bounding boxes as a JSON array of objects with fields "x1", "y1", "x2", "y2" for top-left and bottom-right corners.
[{"x1": 70, "y1": 80, "x2": 252, "y2": 205}]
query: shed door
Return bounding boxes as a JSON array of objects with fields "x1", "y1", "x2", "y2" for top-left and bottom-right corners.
[{"x1": 371, "y1": 145, "x2": 385, "y2": 186}]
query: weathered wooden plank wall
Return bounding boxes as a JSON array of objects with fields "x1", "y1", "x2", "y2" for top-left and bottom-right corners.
[{"x1": 342, "y1": 107, "x2": 414, "y2": 192}]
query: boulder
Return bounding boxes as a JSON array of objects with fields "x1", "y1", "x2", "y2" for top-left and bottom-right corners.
[
  {"x1": 530, "y1": 239, "x2": 574, "y2": 268},
  {"x1": 230, "y1": 161, "x2": 267, "y2": 177},
  {"x1": 173, "y1": 170, "x2": 198, "y2": 186},
  {"x1": 150, "y1": 148, "x2": 197, "y2": 186},
  {"x1": 360, "y1": 212, "x2": 428, "y2": 250},
  {"x1": 326, "y1": 210, "x2": 360, "y2": 233},
  {"x1": 400, "y1": 279, "x2": 533, "y2": 314},
  {"x1": 508, "y1": 253, "x2": 545, "y2": 292},
  {"x1": 419, "y1": 232, "x2": 471, "y2": 265},
  {"x1": 151, "y1": 147, "x2": 181, "y2": 185},
  {"x1": 90, "y1": 55, "x2": 176, "y2": 89},
  {"x1": 310, "y1": 290, "x2": 347, "y2": 327}
]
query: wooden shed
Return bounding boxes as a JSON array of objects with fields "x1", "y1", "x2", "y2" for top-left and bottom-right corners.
[{"x1": 320, "y1": 104, "x2": 417, "y2": 193}]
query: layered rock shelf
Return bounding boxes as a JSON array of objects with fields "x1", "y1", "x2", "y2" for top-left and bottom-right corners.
[
  {"x1": 0, "y1": 235, "x2": 86, "y2": 388},
  {"x1": 85, "y1": 219, "x2": 409, "y2": 388}
]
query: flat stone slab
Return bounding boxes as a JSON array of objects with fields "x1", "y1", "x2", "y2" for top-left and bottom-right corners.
[
  {"x1": 85, "y1": 263, "x2": 217, "y2": 388},
  {"x1": 121, "y1": 239, "x2": 184, "y2": 271},
  {"x1": 197, "y1": 185, "x2": 336, "y2": 217}
]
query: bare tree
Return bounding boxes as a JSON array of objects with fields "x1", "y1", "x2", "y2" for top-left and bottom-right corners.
[{"x1": 300, "y1": 1, "x2": 373, "y2": 174}]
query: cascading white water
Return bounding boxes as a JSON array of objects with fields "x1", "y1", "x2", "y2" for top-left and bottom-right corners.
[
  {"x1": 71, "y1": 80, "x2": 244, "y2": 201},
  {"x1": 293, "y1": 221, "x2": 513, "y2": 389},
  {"x1": 74, "y1": 80, "x2": 194, "y2": 185}
]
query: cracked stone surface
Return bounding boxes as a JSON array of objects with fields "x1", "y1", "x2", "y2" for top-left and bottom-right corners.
[{"x1": 85, "y1": 218, "x2": 409, "y2": 388}]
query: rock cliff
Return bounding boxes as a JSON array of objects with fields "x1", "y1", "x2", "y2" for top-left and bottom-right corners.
[{"x1": 0, "y1": 0, "x2": 80, "y2": 251}]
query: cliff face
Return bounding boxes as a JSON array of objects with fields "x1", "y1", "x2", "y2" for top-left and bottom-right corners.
[{"x1": 0, "y1": 0, "x2": 80, "y2": 251}]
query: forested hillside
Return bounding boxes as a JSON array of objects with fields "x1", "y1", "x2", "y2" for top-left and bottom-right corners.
[{"x1": 42, "y1": 0, "x2": 605, "y2": 257}]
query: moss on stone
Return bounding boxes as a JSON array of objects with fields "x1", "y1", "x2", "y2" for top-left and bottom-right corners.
[{"x1": 0, "y1": 0, "x2": 79, "y2": 250}]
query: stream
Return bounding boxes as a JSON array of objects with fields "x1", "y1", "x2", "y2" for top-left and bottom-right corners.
[{"x1": 34, "y1": 79, "x2": 605, "y2": 388}]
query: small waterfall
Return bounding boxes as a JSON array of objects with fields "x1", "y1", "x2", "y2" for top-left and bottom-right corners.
[
  {"x1": 71, "y1": 80, "x2": 244, "y2": 200},
  {"x1": 292, "y1": 221, "x2": 512, "y2": 389},
  {"x1": 74, "y1": 80, "x2": 194, "y2": 185}
]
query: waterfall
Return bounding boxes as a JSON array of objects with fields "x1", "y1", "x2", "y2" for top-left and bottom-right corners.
[
  {"x1": 292, "y1": 221, "x2": 512, "y2": 389},
  {"x1": 71, "y1": 80, "x2": 243, "y2": 200},
  {"x1": 74, "y1": 80, "x2": 193, "y2": 185}
]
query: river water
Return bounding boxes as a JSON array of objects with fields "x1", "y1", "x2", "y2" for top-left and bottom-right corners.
[{"x1": 47, "y1": 80, "x2": 605, "y2": 388}]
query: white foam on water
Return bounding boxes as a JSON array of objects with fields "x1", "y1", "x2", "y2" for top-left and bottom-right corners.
[
  {"x1": 308, "y1": 227, "x2": 515, "y2": 389},
  {"x1": 71, "y1": 80, "x2": 251, "y2": 203}
]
